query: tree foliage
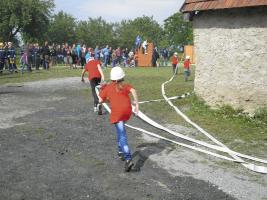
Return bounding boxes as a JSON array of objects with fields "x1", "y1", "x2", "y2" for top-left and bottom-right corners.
[
  {"x1": 0, "y1": 2, "x2": 193, "y2": 50},
  {"x1": 163, "y1": 12, "x2": 193, "y2": 46},
  {"x1": 76, "y1": 17, "x2": 114, "y2": 47},
  {"x1": 47, "y1": 11, "x2": 77, "y2": 44},
  {"x1": 0, "y1": 0, "x2": 54, "y2": 42},
  {"x1": 115, "y1": 16, "x2": 163, "y2": 49}
]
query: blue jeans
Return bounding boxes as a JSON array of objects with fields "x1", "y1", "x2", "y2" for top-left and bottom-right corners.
[
  {"x1": 21, "y1": 63, "x2": 29, "y2": 73},
  {"x1": 104, "y1": 55, "x2": 109, "y2": 67},
  {"x1": 114, "y1": 121, "x2": 132, "y2": 161}
]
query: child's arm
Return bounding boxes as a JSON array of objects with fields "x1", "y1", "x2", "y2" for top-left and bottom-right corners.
[
  {"x1": 130, "y1": 88, "x2": 139, "y2": 114},
  {"x1": 98, "y1": 96, "x2": 103, "y2": 103},
  {"x1": 97, "y1": 64, "x2": 105, "y2": 82}
]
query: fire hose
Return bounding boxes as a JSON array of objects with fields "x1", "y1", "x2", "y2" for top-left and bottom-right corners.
[{"x1": 95, "y1": 74, "x2": 267, "y2": 174}]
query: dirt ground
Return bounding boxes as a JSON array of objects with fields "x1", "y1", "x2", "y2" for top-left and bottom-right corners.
[{"x1": 0, "y1": 77, "x2": 266, "y2": 200}]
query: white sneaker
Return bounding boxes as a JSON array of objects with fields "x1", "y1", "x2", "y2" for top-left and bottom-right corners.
[{"x1": 94, "y1": 107, "x2": 97, "y2": 112}]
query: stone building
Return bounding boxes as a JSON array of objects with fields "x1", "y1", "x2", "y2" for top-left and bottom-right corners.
[{"x1": 181, "y1": 0, "x2": 267, "y2": 114}]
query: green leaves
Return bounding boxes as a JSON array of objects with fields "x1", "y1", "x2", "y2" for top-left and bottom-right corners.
[
  {"x1": 0, "y1": 2, "x2": 193, "y2": 49},
  {"x1": 163, "y1": 12, "x2": 193, "y2": 46},
  {"x1": 76, "y1": 17, "x2": 114, "y2": 47},
  {"x1": 0, "y1": 0, "x2": 54, "y2": 42},
  {"x1": 46, "y1": 11, "x2": 77, "y2": 44}
]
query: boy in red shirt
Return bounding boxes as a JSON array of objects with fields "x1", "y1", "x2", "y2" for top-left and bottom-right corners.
[
  {"x1": 81, "y1": 54, "x2": 105, "y2": 114},
  {"x1": 172, "y1": 52, "x2": 179, "y2": 75},
  {"x1": 184, "y1": 56, "x2": 191, "y2": 81},
  {"x1": 99, "y1": 67, "x2": 139, "y2": 172}
]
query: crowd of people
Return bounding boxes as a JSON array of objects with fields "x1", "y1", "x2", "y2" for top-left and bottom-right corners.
[
  {"x1": 0, "y1": 41, "x2": 144, "y2": 75},
  {"x1": 0, "y1": 39, "x2": 190, "y2": 82}
]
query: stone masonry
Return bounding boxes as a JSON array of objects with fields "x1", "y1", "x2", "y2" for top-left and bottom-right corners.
[{"x1": 193, "y1": 7, "x2": 267, "y2": 114}]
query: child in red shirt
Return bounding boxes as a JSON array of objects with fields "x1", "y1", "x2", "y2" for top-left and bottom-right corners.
[
  {"x1": 172, "y1": 52, "x2": 179, "y2": 75},
  {"x1": 99, "y1": 67, "x2": 139, "y2": 172},
  {"x1": 81, "y1": 55, "x2": 105, "y2": 114},
  {"x1": 184, "y1": 56, "x2": 191, "y2": 81}
]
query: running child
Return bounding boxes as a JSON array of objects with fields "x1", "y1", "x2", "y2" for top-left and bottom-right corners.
[
  {"x1": 172, "y1": 52, "x2": 179, "y2": 75},
  {"x1": 81, "y1": 54, "x2": 105, "y2": 114},
  {"x1": 184, "y1": 56, "x2": 191, "y2": 81},
  {"x1": 98, "y1": 67, "x2": 139, "y2": 172}
]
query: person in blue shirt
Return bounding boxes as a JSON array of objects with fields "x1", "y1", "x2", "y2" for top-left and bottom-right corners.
[
  {"x1": 161, "y1": 48, "x2": 169, "y2": 66},
  {"x1": 94, "y1": 45, "x2": 101, "y2": 60},
  {"x1": 135, "y1": 35, "x2": 142, "y2": 51},
  {"x1": 102, "y1": 45, "x2": 109, "y2": 67},
  {"x1": 76, "y1": 43, "x2": 81, "y2": 66}
]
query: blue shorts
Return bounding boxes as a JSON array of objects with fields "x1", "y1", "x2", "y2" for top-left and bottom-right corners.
[{"x1": 184, "y1": 69, "x2": 190, "y2": 77}]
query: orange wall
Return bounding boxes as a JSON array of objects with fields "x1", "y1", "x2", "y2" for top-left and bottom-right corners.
[
  {"x1": 184, "y1": 45, "x2": 195, "y2": 64},
  {"x1": 137, "y1": 43, "x2": 154, "y2": 67}
]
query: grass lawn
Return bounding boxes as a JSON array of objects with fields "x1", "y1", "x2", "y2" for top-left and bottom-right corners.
[
  {"x1": 0, "y1": 65, "x2": 81, "y2": 85},
  {"x1": 1, "y1": 65, "x2": 266, "y2": 157}
]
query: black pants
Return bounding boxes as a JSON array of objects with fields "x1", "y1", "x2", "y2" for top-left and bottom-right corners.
[
  {"x1": 173, "y1": 64, "x2": 178, "y2": 74},
  {"x1": 0, "y1": 60, "x2": 4, "y2": 72},
  {"x1": 90, "y1": 77, "x2": 101, "y2": 107}
]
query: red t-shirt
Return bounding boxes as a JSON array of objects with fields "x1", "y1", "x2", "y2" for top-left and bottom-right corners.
[
  {"x1": 100, "y1": 82, "x2": 133, "y2": 124},
  {"x1": 85, "y1": 60, "x2": 101, "y2": 80},
  {"x1": 184, "y1": 60, "x2": 190, "y2": 69},
  {"x1": 172, "y1": 56, "x2": 179, "y2": 65}
]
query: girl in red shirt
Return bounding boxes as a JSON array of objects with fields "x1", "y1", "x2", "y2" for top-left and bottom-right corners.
[
  {"x1": 172, "y1": 52, "x2": 179, "y2": 75},
  {"x1": 81, "y1": 55, "x2": 105, "y2": 114},
  {"x1": 184, "y1": 56, "x2": 191, "y2": 81},
  {"x1": 99, "y1": 67, "x2": 139, "y2": 172}
]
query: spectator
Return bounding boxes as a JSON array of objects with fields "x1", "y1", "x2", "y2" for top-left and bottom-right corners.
[
  {"x1": 7, "y1": 42, "x2": 18, "y2": 73},
  {"x1": 161, "y1": 48, "x2": 169, "y2": 66},
  {"x1": 135, "y1": 35, "x2": 142, "y2": 51},
  {"x1": 111, "y1": 50, "x2": 117, "y2": 68},
  {"x1": 115, "y1": 47, "x2": 122, "y2": 66},
  {"x1": 102, "y1": 45, "x2": 109, "y2": 67},
  {"x1": 94, "y1": 45, "x2": 101, "y2": 60},
  {"x1": 33, "y1": 43, "x2": 41, "y2": 70},
  {"x1": 76, "y1": 43, "x2": 82, "y2": 66},
  {"x1": 142, "y1": 40, "x2": 148, "y2": 54},
  {"x1": 0, "y1": 42, "x2": 5, "y2": 74},
  {"x1": 50, "y1": 43, "x2": 57, "y2": 67},
  {"x1": 42, "y1": 41, "x2": 50, "y2": 70},
  {"x1": 152, "y1": 47, "x2": 159, "y2": 67},
  {"x1": 71, "y1": 44, "x2": 78, "y2": 69},
  {"x1": 20, "y1": 45, "x2": 31, "y2": 73}
]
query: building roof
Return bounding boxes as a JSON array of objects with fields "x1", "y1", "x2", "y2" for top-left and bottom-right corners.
[{"x1": 180, "y1": 0, "x2": 267, "y2": 12}]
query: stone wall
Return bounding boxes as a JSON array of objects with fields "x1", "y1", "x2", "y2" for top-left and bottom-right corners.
[{"x1": 193, "y1": 7, "x2": 267, "y2": 114}]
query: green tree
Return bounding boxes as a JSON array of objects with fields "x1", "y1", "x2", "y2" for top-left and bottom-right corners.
[
  {"x1": 163, "y1": 12, "x2": 193, "y2": 46},
  {"x1": 0, "y1": 0, "x2": 54, "y2": 42},
  {"x1": 76, "y1": 17, "x2": 114, "y2": 47},
  {"x1": 115, "y1": 16, "x2": 163, "y2": 49},
  {"x1": 47, "y1": 11, "x2": 77, "y2": 44}
]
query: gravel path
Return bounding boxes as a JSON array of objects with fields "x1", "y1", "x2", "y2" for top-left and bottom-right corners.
[{"x1": 0, "y1": 77, "x2": 266, "y2": 200}]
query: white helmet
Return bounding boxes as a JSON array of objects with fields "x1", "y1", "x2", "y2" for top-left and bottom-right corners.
[
  {"x1": 186, "y1": 55, "x2": 190, "y2": 59},
  {"x1": 110, "y1": 67, "x2": 125, "y2": 80},
  {"x1": 174, "y1": 52, "x2": 178, "y2": 55}
]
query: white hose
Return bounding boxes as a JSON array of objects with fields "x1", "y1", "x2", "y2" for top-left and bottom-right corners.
[
  {"x1": 161, "y1": 72, "x2": 267, "y2": 174},
  {"x1": 98, "y1": 98, "x2": 240, "y2": 163},
  {"x1": 139, "y1": 92, "x2": 192, "y2": 104},
  {"x1": 95, "y1": 81, "x2": 267, "y2": 174}
]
